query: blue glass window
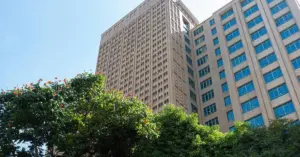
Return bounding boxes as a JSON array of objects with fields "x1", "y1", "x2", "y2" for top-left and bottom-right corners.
[
  {"x1": 286, "y1": 39, "x2": 300, "y2": 54},
  {"x1": 223, "y1": 18, "x2": 237, "y2": 31},
  {"x1": 204, "y1": 103, "x2": 217, "y2": 116},
  {"x1": 251, "y1": 27, "x2": 267, "y2": 41},
  {"x1": 229, "y1": 40, "x2": 243, "y2": 54},
  {"x1": 205, "y1": 117, "x2": 219, "y2": 126},
  {"x1": 185, "y1": 45, "x2": 191, "y2": 54},
  {"x1": 224, "y1": 96, "x2": 232, "y2": 106},
  {"x1": 195, "y1": 35, "x2": 205, "y2": 45},
  {"x1": 200, "y1": 78, "x2": 213, "y2": 90},
  {"x1": 191, "y1": 103, "x2": 198, "y2": 113},
  {"x1": 197, "y1": 55, "x2": 209, "y2": 66},
  {"x1": 196, "y1": 45, "x2": 207, "y2": 56},
  {"x1": 241, "y1": 97, "x2": 260, "y2": 113},
  {"x1": 244, "y1": 5, "x2": 259, "y2": 18},
  {"x1": 188, "y1": 66, "x2": 194, "y2": 77},
  {"x1": 247, "y1": 15, "x2": 263, "y2": 29},
  {"x1": 259, "y1": 52, "x2": 277, "y2": 68},
  {"x1": 275, "y1": 12, "x2": 293, "y2": 27},
  {"x1": 217, "y1": 59, "x2": 224, "y2": 67},
  {"x1": 267, "y1": 0, "x2": 274, "y2": 3},
  {"x1": 211, "y1": 28, "x2": 217, "y2": 35},
  {"x1": 194, "y1": 26, "x2": 204, "y2": 36},
  {"x1": 189, "y1": 78, "x2": 195, "y2": 89},
  {"x1": 246, "y1": 114, "x2": 264, "y2": 128},
  {"x1": 199, "y1": 66, "x2": 210, "y2": 78},
  {"x1": 222, "y1": 83, "x2": 229, "y2": 93},
  {"x1": 292, "y1": 57, "x2": 300, "y2": 70},
  {"x1": 186, "y1": 55, "x2": 193, "y2": 66},
  {"x1": 238, "y1": 81, "x2": 255, "y2": 96},
  {"x1": 190, "y1": 90, "x2": 197, "y2": 101},
  {"x1": 231, "y1": 53, "x2": 247, "y2": 67},
  {"x1": 202, "y1": 90, "x2": 215, "y2": 103},
  {"x1": 291, "y1": 120, "x2": 300, "y2": 125},
  {"x1": 221, "y1": 9, "x2": 234, "y2": 20},
  {"x1": 229, "y1": 126, "x2": 235, "y2": 132},
  {"x1": 268, "y1": 84, "x2": 289, "y2": 100},
  {"x1": 234, "y1": 67, "x2": 251, "y2": 81},
  {"x1": 241, "y1": 0, "x2": 253, "y2": 7},
  {"x1": 219, "y1": 70, "x2": 226, "y2": 79},
  {"x1": 263, "y1": 67, "x2": 283, "y2": 83},
  {"x1": 213, "y1": 38, "x2": 219, "y2": 45},
  {"x1": 255, "y1": 39, "x2": 272, "y2": 54},
  {"x1": 274, "y1": 101, "x2": 295, "y2": 119},
  {"x1": 280, "y1": 24, "x2": 299, "y2": 40},
  {"x1": 226, "y1": 29, "x2": 240, "y2": 41},
  {"x1": 227, "y1": 110, "x2": 235, "y2": 122},
  {"x1": 210, "y1": 19, "x2": 215, "y2": 26},
  {"x1": 185, "y1": 36, "x2": 190, "y2": 45},
  {"x1": 215, "y1": 48, "x2": 221, "y2": 56},
  {"x1": 271, "y1": 1, "x2": 287, "y2": 15}
]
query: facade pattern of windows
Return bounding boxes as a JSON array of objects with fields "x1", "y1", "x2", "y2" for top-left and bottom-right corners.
[
  {"x1": 186, "y1": 55, "x2": 193, "y2": 66},
  {"x1": 275, "y1": 12, "x2": 293, "y2": 26},
  {"x1": 238, "y1": 81, "x2": 255, "y2": 96},
  {"x1": 189, "y1": 78, "x2": 195, "y2": 89},
  {"x1": 227, "y1": 110, "x2": 235, "y2": 122},
  {"x1": 200, "y1": 78, "x2": 213, "y2": 90},
  {"x1": 214, "y1": 38, "x2": 219, "y2": 45},
  {"x1": 251, "y1": 27, "x2": 267, "y2": 41},
  {"x1": 196, "y1": 45, "x2": 207, "y2": 56},
  {"x1": 195, "y1": 35, "x2": 205, "y2": 45},
  {"x1": 241, "y1": 0, "x2": 253, "y2": 7},
  {"x1": 211, "y1": 28, "x2": 217, "y2": 35},
  {"x1": 202, "y1": 90, "x2": 215, "y2": 103},
  {"x1": 244, "y1": 5, "x2": 259, "y2": 18},
  {"x1": 191, "y1": 103, "x2": 198, "y2": 113},
  {"x1": 224, "y1": 96, "x2": 232, "y2": 106},
  {"x1": 215, "y1": 48, "x2": 221, "y2": 56},
  {"x1": 204, "y1": 103, "x2": 217, "y2": 116},
  {"x1": 199, "y1": 66, "x2": 211, "y2": 78},
  {"x1": 286, "y1": 39, "x2": 300, "y2": 54},
  {"x1": 229, "y1": 40, "x2": 243, "y2": 54},
  {"x1": 217, "y1": 59, "x2": 224, "y2": 67},
  {"x1": 263, "y1": 67, "x2": 283, "y2": 83},
  {"x1": 292, "y1": 57, "x2": 300, "y2": 69},
  {"x1": 185, "y1": 36, "x2": 190, "y2": 45},
  {"x1": 255, "y1": 39, "x2": 272, "y2": 54},
  {"x1": 271, "y1": 1, "x2": 287, "y2": 15},
  {"x1": 268, "y1": 84, "x2": 289, "y2": 100},
  {"x1": 205, "y1": 117, "x2": 219, "y2": 126},
  {"x1": 190, "y1": 90, "x2": 197, "y2": 101},
  {"x1": 234, "y1": 67, "x2": 251, "y2": 81},
  {"x1": 267, "y1": 0, "x2": 274, "y2": 4},
  {"x1": 194, "y1": 26, "x2": 204, "y2": 36},
  {"x1": 222, "y1": 83, "x2": 229, "y2": 93},
  {"x1": 274, "y1": 101, "x2": 296, "y2": 119},
  {"x1": 226, "y1": 29, "x2": 240, "y2": 41},
  {"x1": 185, "y1": 45, "x2": 191, "y2": 54},
  {"x1": 221, "y1": 9, "x2": 234, "y2": 20},
  {"x1": 248, "y1": 15, "x2": 263, "y2": 29},
  {"x1": 197, "y1": 55, "x2": 209, "y2": 66},
  {"x1": 223, "y1": 18, "x2": 237, "y2": 31},
  {"x1": 241, "y1": 97, "x2": 260, "y2": 113},
  {"x1": 246, "y1": 114, "x2": 264, "y2": 128},
  {"x1": 188, "y1": 66, "x2": 194, "y2": 77},
  {"x1": 259, "y1": 52, "x2": 277, "y2": 68},
  {"x1": 219, "y1": 70, "x2": 226, "y2": 79},
  {"x1": 210, "y1": 19, "x2": 215, "y2": 26},
  {"x1": 231, "y1": 53, "x2": 247, "y2": 67},
  {"x1": 280, "y1": 24, "x2": 299, "y2": 40}
]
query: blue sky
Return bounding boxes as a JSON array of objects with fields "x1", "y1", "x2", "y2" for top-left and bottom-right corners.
[{"x1": 0, "y1": 0, "x2": 233, "y2": 90}]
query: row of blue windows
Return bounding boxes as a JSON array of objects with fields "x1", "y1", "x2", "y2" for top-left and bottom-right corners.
[
  {"x1": 195, "y1": 35, "x2": 205, "y2": 45},
  {"x1": 194, "y1": 26, "x2": 204, "y2": 36},
  {"x1": 271, "y1": 1, "x2": 287, "y2": 15},
  {"x1": 227, "y1": 110, "x2": 235, "y2": 122},
  {"x1": 226, "y1": 29, "x2": 240, "y2": 42},
  {"x1": 275, "y1": 12, "x2": 293, "y2": 27},
  {"x1": 185, "y1": 36, "x2": 190, "y2": 45},
  {"x1": 189, "y1": 78, "x2": 195, "y2": 89},
  {"x1": 214, "y1": 38, "x2": 219, "y2": 45},
  {"x1": 198, "y1": 55, "x2": 209, "y2": 66},
  {"x1": 255, "y1": 39, "x2": 272, "y2": 54},
  {"x1": 196, "y1": 45, "x2": 207, "y2": 56},
  {"x1": 280, "y1": 24, "x2": 299, "y2": 40},
  {"x1": 232, "y1": 53, "x2": 247, "y2": 67},
  {"x1": 241, "y1": 0, "x2": 253, "y2": 7},
  {"x1": 221, "y1": 9, "x2": 234, "y2": 20},
  {"x1": 222, "y1": 83, "x2": 229, "y2": 93},
  {"x1": 229, "y1": 40, "x2": 243, "y2": 54},
  {"x1": 259, "y1": 52, "x2": 277, "y2": 68},
  {"x1": 185, "y1": 45, "x2": 191, "y2": 54},
  {"x1": 251, "y1": 27, "x2": 267, "y2": 41},
  {"x1": 202, "y1": 90, "x2": 215, "y2": 103},
  {"x1": 210, "y1": 19, "x2": 215, "y2": 26},
  {"x1": 224, "y1": 18, "x2": 237, "y2": 31},
  {"x1": 199, "y1": 66, "x2": 211, "y2": 78},
  {"x1": 205, "y1": 117, "x2": 219, "y2": 126},
  {"x1": 268, "y1": 83, "x2": 289, "y2": 100},
  {"x1": 286, "y1": 39, "x2": 300, "y2": 54},
  {"x1": 292, "y1": 57, "x2": 300, "y2": 70},
  {"x1": 248, "y1": 15, "x2": 263, "y2": 29},
  {"x1": 244, "y1": 5, "x2": 259, "y2": 18},
  {"x1": 219, "y1": 70, "x2": 226, "y2": 79},
  {"x1": 263, "y1": 67, "x2": 283, "y2": 83},
  {"x1": 267, "y1": 0, "x2": 274, "y2": 3},
  {"x1": 238, "y1": 81, "x2": 255, "y2": 96},
  {"x1": 274, "y1": 101, "x2": 295, "y2": 119},
  {"x1": 217, "y1": 59, "x2": 224, "y2": 68},
  {"x1": 242, "y1": 97, "x2": 259, "y2": 113},
  {"x1": 215, "y1": 48, "x2": 221, "y2": 56},
  {"x1": 224, "y1": 96, "x2": 232, "y2": 106},
  {"x1": 247, "y1": 114, "x2": 264, "y2": 128},
  {"x1": 188, "y1": 66, "x2": 194, "y2": 77},
  {"x1": 211, "y1": 28, "x2": 217, "y2": 35},
  {"x1": 235, "y1": 67, "x2": 251, "y2": 81},
  {"x1": 200, "y1": 78, "x2": 213, "y2": 90},
  {"x1": 204, "y1": 103, "x2": 217, "y2": 116},
  {"x1": 190, "y1": 90, "x2": 197, "y2": 101},
  {"x1": 186, "y1": 55, "x2": 193, "y2": 66}
]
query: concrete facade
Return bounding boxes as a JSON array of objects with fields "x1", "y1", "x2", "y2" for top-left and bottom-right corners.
[{"x1": 96, "y1": 0, "x2": 300, "y2": 132}]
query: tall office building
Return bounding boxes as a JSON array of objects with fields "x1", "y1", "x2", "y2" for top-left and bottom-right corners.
[{"x1": 96, "y1": 0, "x2": 300, "y2": 132}]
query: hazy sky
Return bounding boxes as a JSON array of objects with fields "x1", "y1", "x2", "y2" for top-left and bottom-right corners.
[{"x1": 0, "y1": 0, "x2": 293, "y2": 89}]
